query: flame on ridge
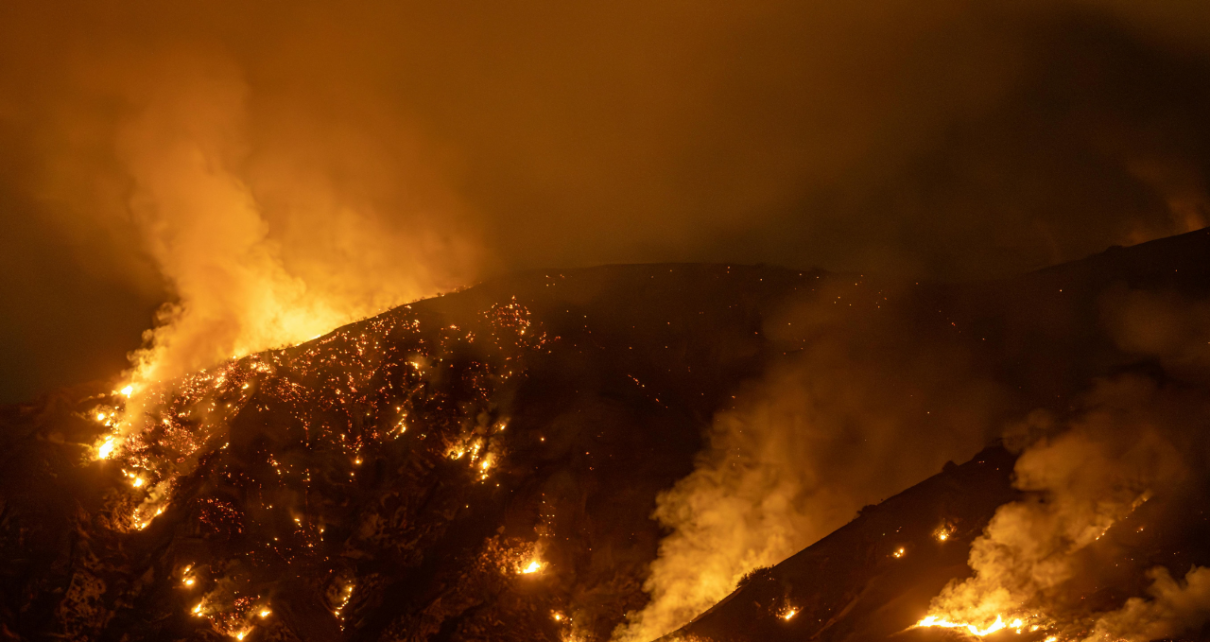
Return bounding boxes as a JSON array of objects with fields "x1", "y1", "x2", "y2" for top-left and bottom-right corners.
[{"x1": 915, "y1": 614, "x2": 1028, "y2": 637}]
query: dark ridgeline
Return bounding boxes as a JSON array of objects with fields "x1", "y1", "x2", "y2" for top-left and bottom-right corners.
[{"x1": 3, "y1": 229, "x2": 1210, "y2": 641}]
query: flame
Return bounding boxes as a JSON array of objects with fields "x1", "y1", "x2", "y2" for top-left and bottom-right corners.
[
  {"x1": 121, "y1": 385, "x2": 134, "y2": 397},
  {"x1": 780, "y1": 607, "x2": 798, "y2": 620},
  {"x1": 82, "y1": 297, "x2": 534, "y2": 628},
  {"x1": 916, "y1": 614, "x2": 1012, "y2": 636},
  {"x1": 892, "y1": 547, "x2": 906, "y2": 558},
  {"x1": 97, "y1": 437, "x2": 117, "y2": 460}
]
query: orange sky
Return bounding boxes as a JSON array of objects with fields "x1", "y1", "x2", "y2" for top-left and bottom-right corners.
[{"x1": 3, "y1": 0, "x2": 1210, "y2": 401}]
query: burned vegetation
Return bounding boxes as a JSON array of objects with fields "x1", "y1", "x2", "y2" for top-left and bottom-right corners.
[{"x1": 6, "y1": 229, "x2": 1210, "y2": 642}]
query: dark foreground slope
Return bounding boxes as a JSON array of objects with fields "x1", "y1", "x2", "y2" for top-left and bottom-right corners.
[
  {"x1": 671, "y1": 440, "x2": 1210, "y2": 642},
  {"x1": 670, "y1": 230, "x2": 1210, "y2": 642},
  {"x1": 3, "y1": 229, "x2": 1210, "y2": 642},
  {"x1": 671, "y1": 446, "x2": 1020, "y2": 642}
]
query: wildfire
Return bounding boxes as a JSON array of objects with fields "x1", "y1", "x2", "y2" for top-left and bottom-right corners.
[
  {"x1": 779, "y1": 606, "x2": 798, "y2": 620},
  {"x1": 892, "y1": 547, "x2": 906, "y2": 558},
  {"x1": 935, "y1": 523, "x2": 955, "y2": 542},
  {"x1": 97, "y1": 436, "x2": 117, "y2": 460},
  {"x1": 334, "y1": 583, "x2": 354, "y2": 618},
  {"x1": 915, "y1": 614, "x2": 1028, "y2": 637},
  {"x1": 76, "y1": 299, "x2": 544, "y2": 630}
]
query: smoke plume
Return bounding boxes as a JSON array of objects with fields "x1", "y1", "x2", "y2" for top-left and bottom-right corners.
[
  {"x1": 84, "y1": 49, "x2": 480, "y2": 409},
  {"x1": 8, "y1": 1, "x2": 1210, "y2": 401},
  {"x1": 919, "y1": 286, "x2": 1210, "y2": 639},
  {"x1": 925, "y1": 378, "x2": 1189, "y2": 631},
  {"x1": 1082, "y1": 565, "x2": 1210, "y2": 642},
  {"x1": 613, "y1": 279, "x2": 1007, "y2": 641}
]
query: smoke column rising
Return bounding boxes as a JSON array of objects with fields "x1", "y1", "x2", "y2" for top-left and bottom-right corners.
[
  {"x1": 614, "y1": 279, "x2": 1007, "y2": 641},
  {"x1": 8, "y1": 1, "x2": 1210, "y2": 401},
  {"x1": 924, "y1": 378, "x2": 1189, "y2": 632},
  {"x1": 919, "y1": 282, "x2": 1210, "y2": 641},
  {"x1": 105, "y1": 50, "x2": 480, "y2": 420}
]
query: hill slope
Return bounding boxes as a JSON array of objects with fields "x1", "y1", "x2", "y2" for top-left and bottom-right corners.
[{"x1": 4, "y1": 229, "x2": 1210, "y2": 641}]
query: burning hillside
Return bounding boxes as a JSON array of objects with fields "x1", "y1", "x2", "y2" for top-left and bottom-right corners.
[
  {"x1": 6, "y1": 229, "x2": 1210, "y2": 641},
  {"x1": 0, "y1": 264, "x2": 802, "y2": 641}
]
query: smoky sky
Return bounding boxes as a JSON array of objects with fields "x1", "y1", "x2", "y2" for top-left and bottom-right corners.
[{"x1": 4, "y1": 0, "x2": 1210, "y2": 402}]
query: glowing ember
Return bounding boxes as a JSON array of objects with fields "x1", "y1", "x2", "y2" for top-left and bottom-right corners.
[
  {"x1": 935, "y1": 523, "x2": 955, "y2": 542},
  {"x1": 334, "y1": 583, "x2": 355, "y2": 619},
  {"x1": 780, "y1": 607, "x2": 798, "y2": 620},
  {"x1": 67, "y1": 301, "x2": 544, "y2": 628},
  {"x1": 892, "y1": 547, "x2": 906, "y2": 558}
]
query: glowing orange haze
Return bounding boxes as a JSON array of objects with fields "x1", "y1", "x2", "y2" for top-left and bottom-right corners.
[{"x1": 91, "y1": 51, "x2": 480, "y2": 444}]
